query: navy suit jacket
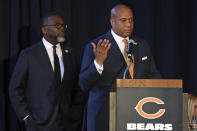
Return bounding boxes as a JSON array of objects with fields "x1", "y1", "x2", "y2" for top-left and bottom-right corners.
[
  {"x1": 79, "y1": 31, "x2": 160, "y2": 131},
  {"x1": 9, "y1": 41, "x2": 84, "y2": 131}
]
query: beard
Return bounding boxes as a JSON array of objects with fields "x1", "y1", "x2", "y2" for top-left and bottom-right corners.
[
  {"x1": 57, "y1": 36, "x2": 65, "y2": 42},
  {"x1": 46, "y1": 28, "x2": 65, "y2": 43}
]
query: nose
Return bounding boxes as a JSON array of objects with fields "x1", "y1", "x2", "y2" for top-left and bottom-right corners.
[
  {"x1": 60, "y1": 25, "x2": 64, "y2": 30},
  {"x1": 59, "y1": 26, "x2": 65, "y2": 32},
  {"x1": 126, "y1": 20, "x2": 133, "y2": 27}
]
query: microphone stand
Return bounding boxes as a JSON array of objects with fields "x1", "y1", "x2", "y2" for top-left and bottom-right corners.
[
  {"x1": 123, "y1": 39, "x2": 136, "y2": 79},
  {"x1": 123, "y1": 57, "x2": 132, "y2": 79}
]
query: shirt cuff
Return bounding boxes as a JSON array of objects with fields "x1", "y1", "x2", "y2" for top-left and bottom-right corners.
[
  {"x1": 94, "y1": 60, "x2": 103, "y2": 75},
  {"x1": 23, "y1": 115, "x2": 29, "y2": 121}
]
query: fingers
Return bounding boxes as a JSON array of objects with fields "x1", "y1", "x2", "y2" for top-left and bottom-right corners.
[
  {"x1": 91, "y1": 42, "x2": 96, "y2": 53},
  {"x1": 92, "y1": 39, "x2": 111, "y2": 56},
  {"x1": 103, "y1": 40, "x2": 110, "y2": 51},
  {"x1": 106, "y1": 43, "x2": 111, "y2": 52},
  {"x1": 104, "y1": 40, "x2": 109, "y2": 48},
  {"x1": 100, "y1": 39, "x2": 106, "y2": 47},
  {"x1": 97, "y1": 39, "x2": 110, "y2": 50},
  {"x1": 24, "y1": 118, "x2": 28, "y2": 125},
  {"x1": 92, "y1": 39, "x2": 111, "y2": 65},
  {"x1": 97, "y1": 40, "x2": 103, "y2": 48},
  {"x1": 102, "y1": 39, "x2": 110, "y2": 49}
]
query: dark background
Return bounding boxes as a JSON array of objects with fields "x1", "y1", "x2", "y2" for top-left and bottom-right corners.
[{"x1": 0, "y1": 0, "x2": 196, "y2": 130}]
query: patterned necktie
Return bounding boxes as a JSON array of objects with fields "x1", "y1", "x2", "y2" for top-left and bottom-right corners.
[
  {"x1": 53, "y1": 45, "x2": 61, "y2": 85},
  {"x1": 122, "y1": 39, "x2": 134, "y2": 79}
]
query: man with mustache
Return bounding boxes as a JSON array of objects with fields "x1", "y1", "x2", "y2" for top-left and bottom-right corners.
[
  {"x1": 79, "y1": 4, "x2": 160, "y2": 131},
  {"x1": 9, "y1": 12, "x2": 84, "y2": 131}
]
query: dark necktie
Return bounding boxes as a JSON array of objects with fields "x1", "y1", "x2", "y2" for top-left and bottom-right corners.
[{"x1": 53, "y1": 45, "x2": 61, "y2": 85}]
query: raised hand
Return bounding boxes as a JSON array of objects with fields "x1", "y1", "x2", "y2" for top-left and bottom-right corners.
[{"x1": 92, "y1": 39, "x2": 111, "y2": 66}]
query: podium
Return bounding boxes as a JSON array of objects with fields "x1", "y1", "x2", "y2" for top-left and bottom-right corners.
[{"x1": 110, "y1": 79, "x2": 183, "y2": 131}]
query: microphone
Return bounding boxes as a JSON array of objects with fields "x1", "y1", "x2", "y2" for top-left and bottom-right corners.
[
  {"x1": 123, "y1": 39, "x2": 137, "y2": 79},
  {"x1": 127, "y1": 39, "x2": 137, "y2": 59}
]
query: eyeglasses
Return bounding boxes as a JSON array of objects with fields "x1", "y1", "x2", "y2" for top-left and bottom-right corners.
[{"x1": 44, "y1": 23, "x2": 66, "y2": 29}]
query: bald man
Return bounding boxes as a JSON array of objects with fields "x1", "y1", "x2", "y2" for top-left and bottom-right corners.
[{"x1": 79, "y1": 4, "x2": 160, "y2": 131}]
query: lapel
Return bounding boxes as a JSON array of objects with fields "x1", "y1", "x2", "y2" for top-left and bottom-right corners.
[
  {"x1": 60, "y1": 43, "x2": 71, "y2": 81},
  {"x1": 130, "y1": 36, "x2": 140, "y2": 78},
  {"x1": 105, "y1": 31, "x2": 130, "y2": 78},
  {"x1": 131, "y1": 37, "x2": 140, "y2": 62},
  {"x1": 107, "y1": 31, "x2": 125, "y2": 62},
  {"x1": 37, "y1": 41, "x2": 54, "y2": 80}
]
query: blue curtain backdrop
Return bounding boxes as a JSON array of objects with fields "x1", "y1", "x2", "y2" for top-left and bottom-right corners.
[{"x1": 0, "y1": 0, "x2": 196, "y2": 130}]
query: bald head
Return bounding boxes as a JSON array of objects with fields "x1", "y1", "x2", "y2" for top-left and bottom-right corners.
[
  {"x1": 110, "y1": 4, "x2": 133, "y2": 19},
  {"x1": 110, "y1": 4, "x2": 134, "y2": 38}
]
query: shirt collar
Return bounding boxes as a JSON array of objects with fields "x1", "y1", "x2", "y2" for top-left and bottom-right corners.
[
  {"x1": 42, "y1": 37, "x2": 61, "y2": 49},
  {"x1": 111, "y1": 29, "x2": 129, "y2": 43}
]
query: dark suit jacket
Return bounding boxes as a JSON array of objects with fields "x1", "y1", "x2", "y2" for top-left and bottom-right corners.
[
  {"x1": 9, "y1": 41, "x2": 84, "y2": 131},
  {"x1": 79, "y1": 31, "x2": 161, "y2": 131}
]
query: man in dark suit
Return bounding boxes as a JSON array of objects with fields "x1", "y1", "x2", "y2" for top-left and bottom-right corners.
[
  {"x1": 9, "y1": 12, "x2": 84, "y2": 131},
  {"x1": 79, "y1": 4, "x2": 161, "y2": 131}
]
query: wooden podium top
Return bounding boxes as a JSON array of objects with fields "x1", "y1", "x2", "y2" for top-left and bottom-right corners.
[{"x1": 111, "y1": 79, "x2": 182, "y2": 91}]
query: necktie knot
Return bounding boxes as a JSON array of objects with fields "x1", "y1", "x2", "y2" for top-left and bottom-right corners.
[
  {"x1": 122, "y1": 38, "x2": 128, "y2": 44},
  {"x1": 53, "y1": 45, "x2": 57, "y2": 50},
  {"x1": 122, "y1": 39, "x2": 129, "y2": 58}
]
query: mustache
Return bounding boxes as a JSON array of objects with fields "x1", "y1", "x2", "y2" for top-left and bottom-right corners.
[{"x1": 47, "y1": 28, "x2": 65, "y2": 36}]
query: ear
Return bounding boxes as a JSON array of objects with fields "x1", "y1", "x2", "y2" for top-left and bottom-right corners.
[
  {"x1": 41, "y1": 27, "x2": 46, "y2": 35},
  {"x1": 110, "y1": 18, "x2": 114, "y2": 27}
]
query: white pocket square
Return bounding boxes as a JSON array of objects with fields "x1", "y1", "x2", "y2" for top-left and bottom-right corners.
[{"x1": 142, "y1": 56, "x2": 148, "y2": 61}]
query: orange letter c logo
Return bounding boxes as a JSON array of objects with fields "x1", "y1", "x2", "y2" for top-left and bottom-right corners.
[{"x1": 135, "y1": 97, "x2": 165, "y2": 119}]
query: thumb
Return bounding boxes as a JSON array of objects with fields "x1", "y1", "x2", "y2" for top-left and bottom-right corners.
[{"x1": 91, "y1": 42, "x2": 96, "y2": 53}]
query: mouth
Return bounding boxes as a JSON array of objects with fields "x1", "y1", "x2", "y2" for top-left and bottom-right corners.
[
  {"x1": 124, "y1": 31, "x2": 132, "y2": 35},
  {"x1": 59, "y1": 31, "x2": 65, "y2": 37},
  {"x1": 125, "y1": 29, "x2": 132, "y2": 33}
]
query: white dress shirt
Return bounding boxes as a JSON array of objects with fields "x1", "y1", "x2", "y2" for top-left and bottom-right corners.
[
  {"x1": 111, "y1": 29, "x2": 129, "y2": 59},
  {"x1": 42, "y1": 37, "x2": 64, "y2": 79}
]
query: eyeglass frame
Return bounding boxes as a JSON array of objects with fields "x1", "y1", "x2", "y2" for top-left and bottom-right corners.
[{"x1": 43, "y1": 23, "x2": 67, "y2": 29}]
